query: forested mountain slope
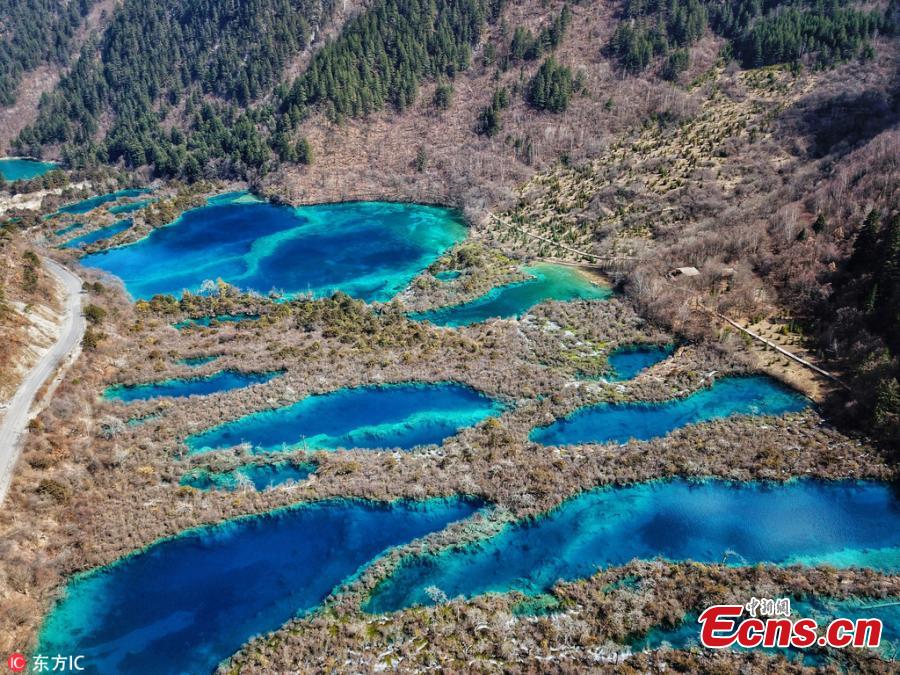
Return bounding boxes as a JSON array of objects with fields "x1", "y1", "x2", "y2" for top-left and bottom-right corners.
[
  {"x1": 10, "y1": 0, "x2": 895, "y2": 181},
  {"x1": 12, "y1": 0, "x2": 340, "y2": 176},
  {"x1": 3, "y1": 0, "x2": 899, "y2": 438},
  {"x1": 0, "y1": 0, "x2": 98, "y2": 106},
  {"x1": 0, "y1": 0, "x2": 110, "y2": 148},
  {"x1": 12, "y1": 0, "x2": 501, "y2": 177}
]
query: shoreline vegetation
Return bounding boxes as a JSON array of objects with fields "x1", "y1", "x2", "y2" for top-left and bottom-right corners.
[
  {"x1": 29, "y1": 178, "x2": 832, "y2": 407},
  {"x1": 224, "y1": 561, "x2": 900, "y2": 673},
  {"x1": 0, "y1": 223, "x2": 894, "y2": 657},
  {"x1": 0, "y1": 0, "x2": 896, "y2": 668},
  {"x1": 1, "y1": 175, "x2": 895, "y2": 670},
  {"x1": 38, "y1": 177, "x2": 842, "y2": 406}
]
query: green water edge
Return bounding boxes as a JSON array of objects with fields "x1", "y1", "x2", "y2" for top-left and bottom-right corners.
[
  {"x1": 178, "y1": 460, "x2": 318, "y2": 492},
  {"x1": 409, "y1": 262, "x2": 612, "y2": 326}
]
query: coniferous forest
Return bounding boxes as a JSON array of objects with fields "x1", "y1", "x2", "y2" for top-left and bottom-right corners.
[
  {"x1": 14, "y1": 0, "x2": 334, "y2": 177},
  {"x1": 831, "y1": 211, "x2": 900, "y2": 444},
  {"x1": 609, "y1": 0, "x2": 892, "y2": 75},
  {"x1": 1, "y1": 0, "x2": 900, "y2": 671},
  {"x1": 0, "y1": 0, "x2": 98, "y2": 105},
  {"x1": 12, "y1": 0, "x2": 895, "y2": 181},
  {"x1": 14, "y1": 0, "x2": 504, "y2": 179},
  {"x1": 526, "y1": 57, "x2": 575, "y2": 112},
  {"x1": 280, "y1": 0, "x2": 493, "y2": 121}
]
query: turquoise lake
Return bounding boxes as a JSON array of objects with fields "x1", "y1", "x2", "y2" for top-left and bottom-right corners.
[
  {"x1": 607, "y1": 343, "x2": 675, "y2": 380},
  {"x1": 530, "y1": 375, "x2": 808, "y2": 446},
  {"x1": 635, "y1": 596, "x2": 899, "y2": 661},
  {"x1": 56, "y1": 188, "x2": 152, "y2": 216},
  {"x1": 104, "y1": 370, "x2": 282, "y2": 403},
  {"x1": 410, "y1": 263, "x2": 612, "y2": 326},
  {"x1": 37, "y1": 497, "x2": 481, "y2": 675},
  {"x1": 60, "y1": 219, "x2": 133, "y2": 249},
  {"x1": 172, "y1": 314, "x2": 259, "y2": 330},
  {"x1": 186, "y1": 382, "x2": 504, "y2": 454},
  {"x1": 79, "y1": 195, "x2": 467, "y2": 301},
  {"x1": 365, "y1": 480, "x2": 900, "y2": 613},
  {"x1": 179, "y1": 462, "x2": 316, "y2": 491},
  {"x1": 0, "y1": 157, "x2": 58, "y2": 180}
]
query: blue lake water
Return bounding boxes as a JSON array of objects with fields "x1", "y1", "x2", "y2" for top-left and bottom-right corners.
[
  {"x1": 530, "y1": 375, "x2": 808, "y2": 446},
  {"x1": 172, "y1": 314, "x2": 260, "y2": 330},
  {"x1": 186, "y1": 382, "x2": 505, "y2": 455},
  {"x1": 365, "y1": 480, "x2": 900, "y2": 613},
  {"x1": 410, "y1": 263, "x2": 611, "y2": 326},
  {"x1": 434, "y1": 270, "x2": 461, "y2": 281},
  {"x1": 0, "y1": 157, "x2": 58, "y2": 180},
  {"x1": 80, "y1": 196, "x2": 467, "y2": 301},
  {"x1": 104, "y1": 370, "x2": 282, "y2": 403},
  {"x1": 60, "y1": 219, "x2": 133, "y2": 250},
  {"x1": 607, "y1": 344, "x2": 675, "y2": 381},
  {"x1": 635, "y1": 597, "x2": 899, "y2": 661},
  {"x1": 179, "y1": 462, "x2": 316, "y2": 491},
  {"x1": 108, "y1": 198, "x2": 154, "y2": 215},
  {"x1": 37, "y1": 497, "x2": 481, "y2": 675},
  {"x1": 177, "y1": 355, "x2": 219, "y2": 367},
  {"x1": 56, "y1": 188, "x2": 152, "y2": 216}
]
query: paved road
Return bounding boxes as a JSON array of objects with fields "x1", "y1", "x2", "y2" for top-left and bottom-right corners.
[{"x1": 0, "y1": 259, "x2": 83, "y2": 505}]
